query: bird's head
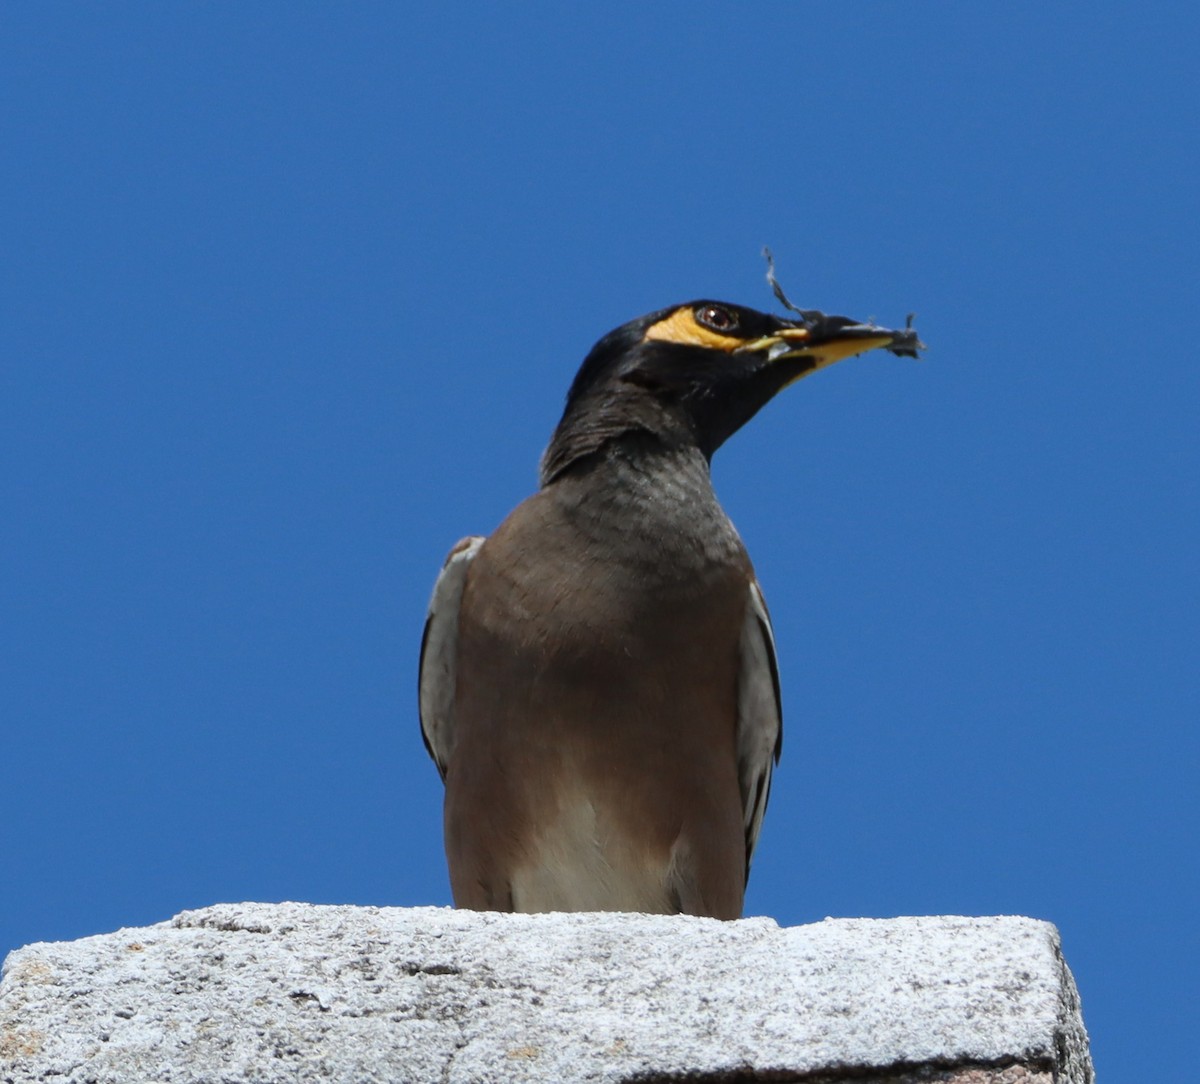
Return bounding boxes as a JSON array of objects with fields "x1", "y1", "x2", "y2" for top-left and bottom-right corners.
[{"x1": 540, "y1": 300, "x2": 922, "y2": 484}]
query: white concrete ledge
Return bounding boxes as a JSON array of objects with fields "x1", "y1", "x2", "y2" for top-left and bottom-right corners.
[{"x1": 0, "y1": 903, "x2": 1092, "y2": 1083}]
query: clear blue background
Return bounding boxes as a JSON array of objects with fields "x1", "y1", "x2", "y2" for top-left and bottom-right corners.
[{"x1": 3, "y1": 5, "x2": 1196, "y2": 1078}]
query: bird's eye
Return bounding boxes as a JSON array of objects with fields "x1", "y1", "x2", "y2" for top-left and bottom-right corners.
[{"x1": 695, "y1": 304, "x2": 738, "y2": 332}]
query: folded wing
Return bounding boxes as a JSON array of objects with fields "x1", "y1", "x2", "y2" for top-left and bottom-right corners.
[{"x1": 418, "y1": 536, "x2": 486, "y2": 780}]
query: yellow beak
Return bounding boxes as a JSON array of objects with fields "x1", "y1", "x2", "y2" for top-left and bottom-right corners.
[{"x1": 738, "y1": 320, "x2": 922, "y2": 371}]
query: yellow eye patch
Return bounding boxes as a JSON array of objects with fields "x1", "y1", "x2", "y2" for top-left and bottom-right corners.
[{"x1": 642, "y1": 307, "x2": 745, "y2": 353}]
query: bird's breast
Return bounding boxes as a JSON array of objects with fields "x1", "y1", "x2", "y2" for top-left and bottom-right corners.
[{"x1": 445, "y1": 484, "x2": 749, "y2": 916}]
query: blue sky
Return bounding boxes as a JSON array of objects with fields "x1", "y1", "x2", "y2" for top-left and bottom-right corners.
[{"x1": 3, "y1": 5, "x2": 1196, "y2": 1078}]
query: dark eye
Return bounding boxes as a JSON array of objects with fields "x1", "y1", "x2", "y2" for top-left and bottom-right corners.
[{"x1": 695, "y1": 304, "x2": 738, "y2": 332}]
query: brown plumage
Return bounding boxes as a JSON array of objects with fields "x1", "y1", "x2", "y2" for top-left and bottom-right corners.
[{"x1": 419, "y1": 300, "x2": 921, "y2": 918}]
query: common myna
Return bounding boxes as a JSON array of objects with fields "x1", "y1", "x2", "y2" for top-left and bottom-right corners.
[{"x1": 420, "y1": 297, "x2": 921, "y2": 919}]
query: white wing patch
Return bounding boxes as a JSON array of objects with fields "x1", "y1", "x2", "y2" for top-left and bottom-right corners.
[
  {"x1": 736, "y1": 579, "x2": 783, "y2": 878},
  {"x1": 418, "y1": 535, "x2": 486, "y2": 780}
]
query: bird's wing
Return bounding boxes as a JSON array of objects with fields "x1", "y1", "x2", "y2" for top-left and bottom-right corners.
[
  {"x1": 418, "y1": 535, "x2": 486, "y2": 780},
  {"x1": 736, "y1": 578, "x2": 784, "y2": 878}
]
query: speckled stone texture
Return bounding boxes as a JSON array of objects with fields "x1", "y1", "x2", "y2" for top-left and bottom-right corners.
[{"x1": 0, "y1": 904, "x2": 1092, "y2": 1083}]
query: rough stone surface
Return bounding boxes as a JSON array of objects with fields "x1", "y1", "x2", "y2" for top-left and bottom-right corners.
[{"x1": 0, "y1": 904, "x2": 1092, "y2": 1083}]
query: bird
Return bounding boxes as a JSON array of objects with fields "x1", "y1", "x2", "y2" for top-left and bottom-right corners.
[{"x1": 419, "y1": 296, "x2": 921, "y2": 919}]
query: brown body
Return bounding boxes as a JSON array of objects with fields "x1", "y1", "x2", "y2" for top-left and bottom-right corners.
[{"x1": 446, "y1": 470, "x2": 751, "y2": 917}]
